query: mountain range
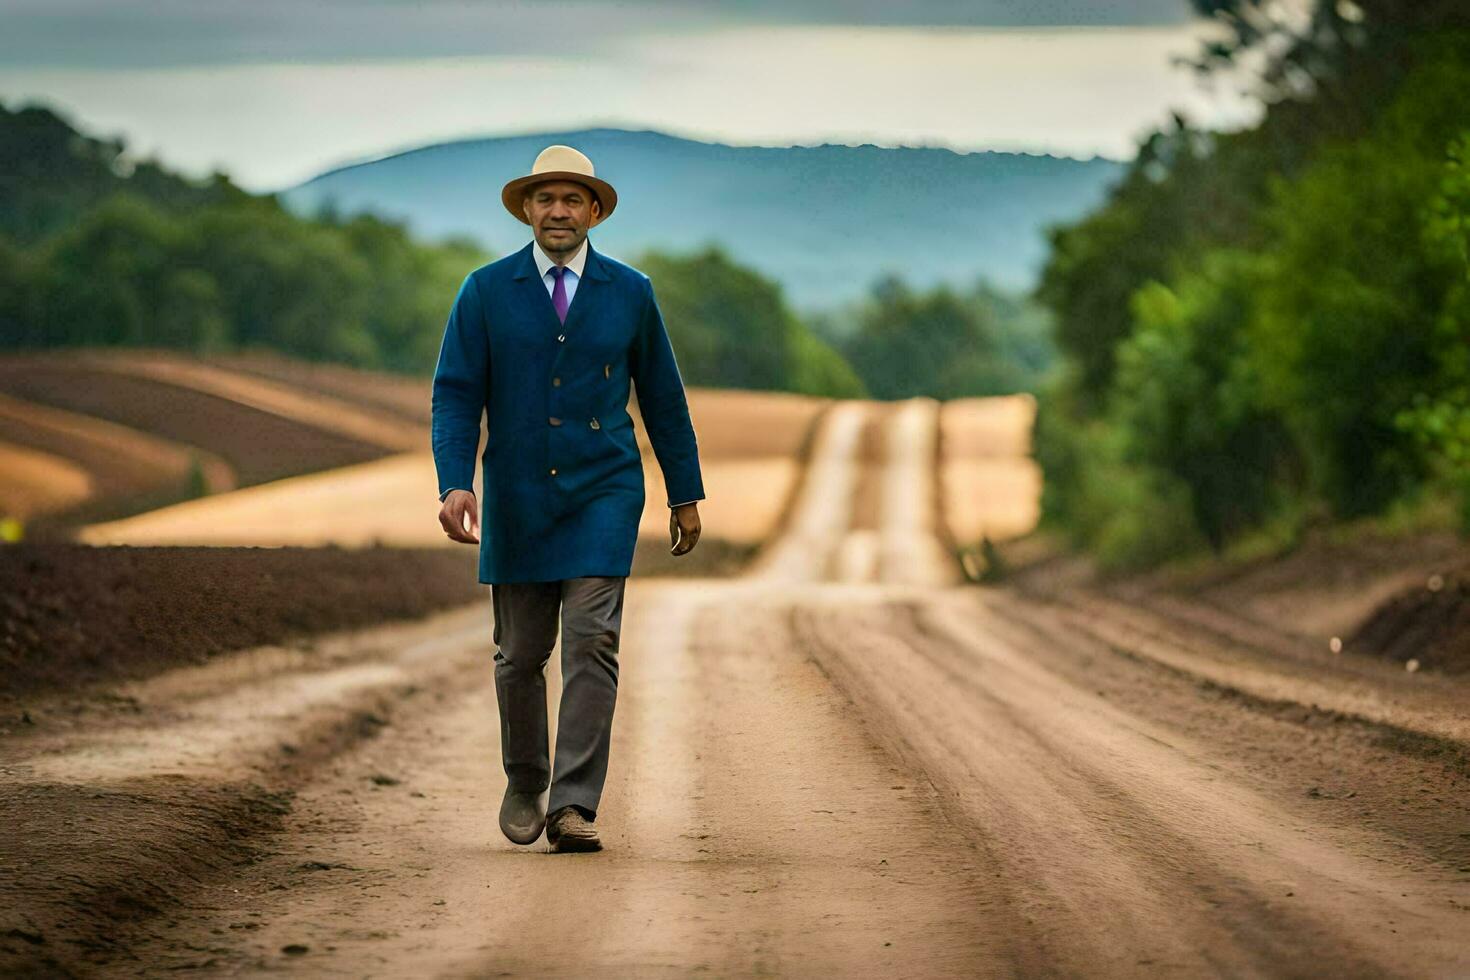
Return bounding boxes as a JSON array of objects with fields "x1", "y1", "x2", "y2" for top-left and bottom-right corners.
[{"x1": 279, "y1": 128, "x2": 1126, "y2": 311}]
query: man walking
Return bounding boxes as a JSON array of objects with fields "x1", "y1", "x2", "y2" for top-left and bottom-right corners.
[{"x1": 431, "y1": 145, "x2": 704, "y2": 853}]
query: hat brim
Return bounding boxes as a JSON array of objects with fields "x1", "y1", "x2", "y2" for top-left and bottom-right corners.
[{"x1": 501, "y1": 172, "x2": 618, "y2": 226}]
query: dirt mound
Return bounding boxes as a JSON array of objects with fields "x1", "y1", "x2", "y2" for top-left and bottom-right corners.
[
  {"x1": 1349, "y1": 564, "x2": 1470, "y2": 675},
  {"x1": 0, "y1": 543, "x2": 481, "y2": 699},
  {"x1": 0, "y1": 778, "x2": 292, "y2": 976}
]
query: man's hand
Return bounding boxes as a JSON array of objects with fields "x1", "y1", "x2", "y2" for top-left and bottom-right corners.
[
  {"x1": 439, "y1": 489, "x2": 480, "y2": 544},
  {"x1": 669, "y1": 502, "x2": 701, "y2": 556}
]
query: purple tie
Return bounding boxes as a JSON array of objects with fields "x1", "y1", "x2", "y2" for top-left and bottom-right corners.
[{"x1": 550, "y1": 265, "x2": 569, "y2": 324}]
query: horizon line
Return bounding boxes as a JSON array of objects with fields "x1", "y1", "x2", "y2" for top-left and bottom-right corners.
[{"x1": 289, "y1": 120, "x2": 1131, "y2": 191}]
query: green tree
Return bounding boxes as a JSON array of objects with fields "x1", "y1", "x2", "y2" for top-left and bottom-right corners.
[
  {"x1": 1035, "y1": 21, "x2": 1470, "y2": 566},
  {"x1": 1243, "y1": 45, "x2": 1470, "y2": 514},
  {"x1": 841, "y1": 275, "x2": 1052, "y2": 400},
  {"x1": 637, "y1": 246, "x2": 864, "y2": 398},
  {"x1": 1111, "y1": 250, "x2": 1295, "y2": 546}
]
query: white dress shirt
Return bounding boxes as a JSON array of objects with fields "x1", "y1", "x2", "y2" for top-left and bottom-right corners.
[
  {"x1": 533, "y1": 237, "x2": 587, "y2": 305},
  {"x1": 518, "y1": 237, "x2": 700, "y2": 510}
]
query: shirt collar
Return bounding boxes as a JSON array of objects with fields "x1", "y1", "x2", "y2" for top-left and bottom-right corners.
[{"x1": 532, "y1": 237, "x2": 589, "y2": 280}]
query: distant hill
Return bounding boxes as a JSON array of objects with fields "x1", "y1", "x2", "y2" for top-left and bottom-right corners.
[{"x1": 279, "y1": 128, "x2": 1126, "y2": 310}]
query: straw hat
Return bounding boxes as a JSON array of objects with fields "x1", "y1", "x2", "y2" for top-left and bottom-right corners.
[{"x1": 501, "y1": 145, "x2": 618, "y2": 226}]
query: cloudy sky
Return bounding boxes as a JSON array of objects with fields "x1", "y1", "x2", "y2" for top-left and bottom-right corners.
[{"x1": 0, "y1": 0, "x2": 1265, "y2": 191}]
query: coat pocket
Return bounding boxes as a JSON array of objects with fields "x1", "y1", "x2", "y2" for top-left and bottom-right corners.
[{"x1": 597, "y1": 414, "x2": 639, "y2": 461}]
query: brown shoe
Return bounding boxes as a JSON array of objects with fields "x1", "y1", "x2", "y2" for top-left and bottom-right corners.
[{"x1": 546, "y1": 805, "x2": 602, "y2": 853}]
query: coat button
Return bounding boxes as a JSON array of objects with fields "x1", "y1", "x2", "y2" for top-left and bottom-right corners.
[
  {"x1": 552, "y1": 377, "x2": 561, "y2": 386},
  {"x1": 549, "y1": 467, "x2": 558, "y2": 476},
  {"x1": 557, "y1": 334, "x2": 566, "y2": 342},
  {"x1": 589, "y1": 417, "x2": 600, "y2": 430},
  {"x1": 549, "y1": 416, "x2": 561, "y2": 426},
  {"x1": 604, "y1": 363, "x2": 611, "y2": 378}
]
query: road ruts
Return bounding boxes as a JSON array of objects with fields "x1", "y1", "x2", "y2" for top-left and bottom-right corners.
[{"x1": 23, "y1": 395, "x2": 1468, "y2": 978}]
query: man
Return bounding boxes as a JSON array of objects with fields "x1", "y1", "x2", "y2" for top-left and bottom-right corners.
[{"x1": 431, "y1": 144, "x2": 705, "y2": 854}]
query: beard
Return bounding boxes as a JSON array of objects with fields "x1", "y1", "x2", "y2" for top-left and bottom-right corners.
[{"x1": 540, "y1": 225, "x2": 583, "y2": 247}]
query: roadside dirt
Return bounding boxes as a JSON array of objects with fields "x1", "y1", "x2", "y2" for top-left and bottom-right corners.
[
  {"x1": 1132, "y1": 526, "x2": 1469, "y2": 651},
  {"x1": 2, "y1": 397, "x2": 1467, "y2": 977},
  {"x1": 1350, "y1": 557, "x2": 1470, "y2": 674},
  {"x1": 0, "y1": 543, "x2": 480, "y2": 698},
  {"x1": 1004, "y1": 521, "x2": 1470, "y2": 678}
]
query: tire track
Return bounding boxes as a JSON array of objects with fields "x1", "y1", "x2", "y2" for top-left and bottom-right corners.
[{"x1": 792, "y1": 593, "x2": 1470, "y2": 977}]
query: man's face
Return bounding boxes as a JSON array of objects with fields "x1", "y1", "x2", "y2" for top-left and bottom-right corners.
[{"x1": 523, "y1": 180, "x2": 601, "y2": 257}]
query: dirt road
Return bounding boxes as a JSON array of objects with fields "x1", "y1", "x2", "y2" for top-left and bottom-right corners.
[{"x1": 3, "y1": 398, "x2": 1467, "y2": 977}]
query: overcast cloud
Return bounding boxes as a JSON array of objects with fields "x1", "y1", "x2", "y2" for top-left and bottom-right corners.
[
  {"x1": 0, "y1": 1, "x2": 1256, "y2": 192},
  {"x1": 0, "y1": 0, "x2": 1202, "y2": 68}
]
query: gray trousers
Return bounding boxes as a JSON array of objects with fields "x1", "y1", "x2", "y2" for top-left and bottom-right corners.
[{"x1": 490, "y1": 575, "x2": 627, "y2": 820}]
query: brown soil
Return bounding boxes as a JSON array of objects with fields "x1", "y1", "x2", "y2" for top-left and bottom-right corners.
[
  {"x1": 1004, "y1": 526, "x2": 1470, "y2": 678},
  {"x1": 0, "y1": 359, "x2": 391, "y2": 490},
  {"x1": 3, "y1": 398, "x2": 1467, "y2": 977},
  {"x1": 0, "y1": 543, "x2": 480, "y2": 699},
  {"x1": 1122, "y1": 529, "x2": 1470, "y2": 679},
  {"x1": 205, "y1": 349, "x2": 436, "y2": 424},
  {"x1": 0, "y1": 392, "x2": 236, "y2": 529},
  {"x1": 89, "y1": 350, "x2": 424, "y2": 449},
  {"x1": 1144, "y1": 527, "x2": 1469, "y2": 640},
  {"x1": 0, "y1": 439, "x2": 92, "y2": 519},
  {"x1": 0, "y1": 779, "x2": 294, "y2": 974},
  {"x1": 630, "y1": 535, "x2": 758, "y2": 578},
  {"x1": 1350, "y1": 559, "x2": 1470, "y2": 674},
  {"x1": 1, "y1": 533, "x2": 762, "y2": 702}
]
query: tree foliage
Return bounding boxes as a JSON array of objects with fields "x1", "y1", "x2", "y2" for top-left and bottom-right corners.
[
  {"x1": 0, "y1": 101, "x2": 493, "y2": 371},
  {"x1": 633, "y1": 246, "x2": 864, "y2": 397},
  {"x1": 1036, "y1": 7, "x2": 1470, "y2": 567},
  {"x1": 831, "y1": 275, "x2": 1055, "y2": 401}
]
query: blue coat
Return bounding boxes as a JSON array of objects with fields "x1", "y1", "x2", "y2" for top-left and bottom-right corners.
[{"x1": 430, "y1": 240, "x2": 705, "y2": 584}]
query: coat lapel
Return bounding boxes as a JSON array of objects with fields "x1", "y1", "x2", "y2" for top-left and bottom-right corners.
[
  {"x1": 510, "y1": 238, "x2": 612, "y2": 337},
  {"x1": 510, "y1": 241, "x2": 563, "y2": 334},
  {"x1": 559, "y1": 240, "x2": 612, "y2": 337}
]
